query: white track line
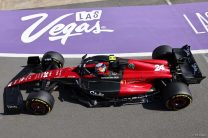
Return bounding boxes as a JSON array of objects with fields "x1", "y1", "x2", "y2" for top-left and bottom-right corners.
[
  {"x1": 0, "y1": 52, "x2": 152, "y2": 58},
  {"x1": 165, "y1": 0, "x2": 172, "y2": 6},
  {"x1": 0, "y1": 49, "x2": 208, "y2": 58}
]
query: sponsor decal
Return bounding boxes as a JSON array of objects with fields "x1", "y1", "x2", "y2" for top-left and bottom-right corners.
[
  {"x1": 90, "y1": 91, "x2": 104, "y2": 96},
  {"x1": 128, "y1": 63, "x2": 135, "y2": 69},
  {"x1": 43, "y1": 72, "x2": 49, "y2": 78},
  {"x1": 21, "y1": 10, "x2": 114, "y2": 45},
  {"x1": 191, "y1": 63, "x2": 199, "y2": 75},
  {"x1": 7, "y1": 105, "x2": 18, "y2": 109},
  {"x1": 101, "y1": 76, "x2": 120, "y2": 79}
]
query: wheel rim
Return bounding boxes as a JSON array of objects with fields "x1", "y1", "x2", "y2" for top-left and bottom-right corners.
[
  {"x1": 27, "y1": 99, "x2": 51, "y2": 115},
  {"x1": 166, "y1": 95, "x2": 192, "y2": 110}
]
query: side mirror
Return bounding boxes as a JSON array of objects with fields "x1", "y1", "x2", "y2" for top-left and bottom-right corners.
[
  {"x1": 82, "y1": 54, "x2": 87, "y2": 60},
  {"x1": 27, "y1": 56, "x2": 40, "y2": 66}
]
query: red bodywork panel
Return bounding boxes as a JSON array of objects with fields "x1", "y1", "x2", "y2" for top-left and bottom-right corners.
[
  {"x1": 119, "y1": 59, "x2": 172, "y2": 96},
  {"x1": 8, "y1": 59, "x2": 172, "y2": 97},
  {"x1": 123, "y1": 59, "x2": 171, "y2": 80}
]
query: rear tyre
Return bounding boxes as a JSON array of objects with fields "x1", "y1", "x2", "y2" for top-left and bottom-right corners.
[
  {"x1": 42, "y1": 51, "x2": 64, "y2": 71},
  {"x1": 152, "y1": 45, "x2": 172, "y2": 60},
  {"x1": 26, "y1": 91, "x2": 55, "y2": 115},
  {"x1": 162, "y1": 82, "x2": 192, "y2": 110}
]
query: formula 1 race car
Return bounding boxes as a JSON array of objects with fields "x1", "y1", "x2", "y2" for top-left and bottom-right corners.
[{"x1": 3, "y1": 45, "x2": 205, "y2": 115}]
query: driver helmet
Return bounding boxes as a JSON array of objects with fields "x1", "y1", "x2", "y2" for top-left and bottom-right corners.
[{"x1": 95, "y1": 63, "x2": 107, "y2": 74}]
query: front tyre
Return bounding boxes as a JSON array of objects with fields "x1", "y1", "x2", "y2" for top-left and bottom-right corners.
[
  {"x1": 162, "y1": 82, "x2": 192, "y2": 110},
  {"x1": 42, "y1": 51, "x2": 64, "y2": 71},
  {"x1": 26, "y1": 91, "x2": 55, "y2": 115}
]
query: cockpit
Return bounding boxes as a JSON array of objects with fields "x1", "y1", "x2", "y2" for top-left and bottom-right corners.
[{"x1": 78, "y1": 55, "x2": 127, "y2": 80}]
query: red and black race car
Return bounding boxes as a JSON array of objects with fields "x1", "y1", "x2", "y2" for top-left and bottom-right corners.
[{"x1": 3, "y1": 45, "x2": 205, "y2": 115}]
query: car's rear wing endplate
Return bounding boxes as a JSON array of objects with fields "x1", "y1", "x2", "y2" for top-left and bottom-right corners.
[{"x1": 172, "y1": 45, "x2": 206, "y2": 84}]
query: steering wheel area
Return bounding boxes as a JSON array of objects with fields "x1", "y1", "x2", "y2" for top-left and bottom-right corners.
[{"x1": 82, "y1": 60, "x2": 99, "y2": 76}]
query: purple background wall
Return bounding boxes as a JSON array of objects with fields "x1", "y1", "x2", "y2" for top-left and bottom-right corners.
[{"x1": 0, "y1": 2, "x2": 208, "y2": 54}]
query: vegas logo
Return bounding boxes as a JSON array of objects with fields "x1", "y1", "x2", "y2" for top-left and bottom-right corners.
[{"x1": 21, "y1": 10, "x2": 114, "y2": 45}]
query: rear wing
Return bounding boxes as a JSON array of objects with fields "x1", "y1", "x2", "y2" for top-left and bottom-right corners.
[{"x1": 172, "y1": 45, "x2": 206, "y2": 84}]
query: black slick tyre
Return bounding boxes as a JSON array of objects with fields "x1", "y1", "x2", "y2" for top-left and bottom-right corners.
[
  {"x1": 162, "y1": 82, "x2": 192, "y2": 110},
  {"x1": 26, "y1": 91, "x2": 55, "y2": 115},
  {"x1": 152, "y1": 45, "x2": 172, "y2": 60},
  {"x1": 42, "y1": 51, "x2": 64, "y2": 70}
]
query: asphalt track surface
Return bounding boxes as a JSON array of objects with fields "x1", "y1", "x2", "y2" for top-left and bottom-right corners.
[{"x1": 0, "y1": 0, "x2": 208, "y2": 138}]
